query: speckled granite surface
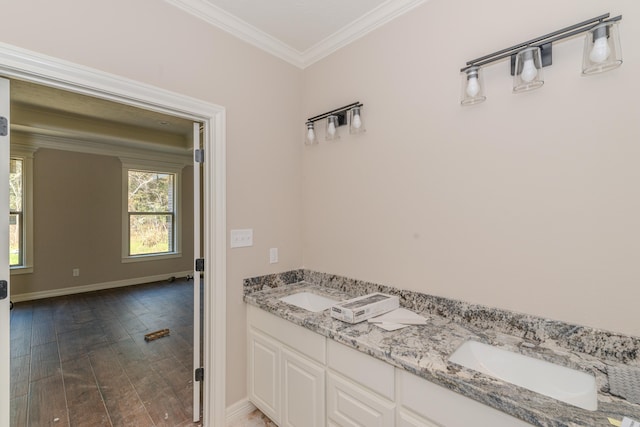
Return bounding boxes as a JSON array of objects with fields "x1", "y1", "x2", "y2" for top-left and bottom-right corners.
[{"x1": 244, "y1": 270, "x2": 640, "y2": 427}]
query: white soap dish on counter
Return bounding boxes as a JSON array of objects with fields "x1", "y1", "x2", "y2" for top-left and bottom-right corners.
[{"x1": 330, "y1": 292, "x2": 399, "y2": 323}]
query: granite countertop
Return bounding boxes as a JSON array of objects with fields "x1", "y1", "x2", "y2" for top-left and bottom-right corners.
[{"x1": 244, "y1": 280, "x2": 640, "y2": 427}]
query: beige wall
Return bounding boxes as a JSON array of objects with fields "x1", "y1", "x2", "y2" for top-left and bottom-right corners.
[
  {"x1": 4, "y1": 0, "x2": 639, "y2": 412},
  {"x1": 10, "y1": 148, "x2": 193, "y2": 293},
  {"x1": 0, "y1": 0, "x2": 304, "y2": 407},
  {"x1": 302, "y1": 0, "x2": 640, "y2": 336}
]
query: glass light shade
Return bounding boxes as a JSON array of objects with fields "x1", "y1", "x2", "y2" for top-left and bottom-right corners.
[
  {"x1": 582, "y1": 21, "x2": 623, "y2": 76},
  {"x1": 460, "y1": 66, "x2": 486, "y2": 106},
  {"x1": 304, "y1": 122, "x2": 317, "y2": 145},
  {"x1": 349, "y1": 106, "x2": 365, "y2": 134},
  {"x1": 325, "y1": 115, "x2": 340, "y2": 141},
  {"x1": 513, "y1": 47, "x2": 544, "y2": 93}
]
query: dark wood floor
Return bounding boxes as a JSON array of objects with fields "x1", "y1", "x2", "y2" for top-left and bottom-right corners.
[{"x1": 10, "y1": 278, "x2": 199, "y2": 427}]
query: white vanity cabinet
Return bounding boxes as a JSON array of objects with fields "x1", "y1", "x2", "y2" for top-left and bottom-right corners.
[
  {"x1": 396, "y1": 370, "x2": 534, "y2": 427},
  {"x1": 247, "y1": 305, "x2": 326, "y2": 427},
  {"x1": 326, "y1": 340, "x2": 396, "y2": 427},
  {"x1": 247, "y1": 304, "x2": 535, "y2": 427}
]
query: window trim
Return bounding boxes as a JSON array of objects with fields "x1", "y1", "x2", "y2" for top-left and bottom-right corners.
[
  {"x1": 10, "y1": 148, "x2": 35, "y2": 275},
  {"x1": 121, "y1": 159, "x2": 183, "y2": 263}
]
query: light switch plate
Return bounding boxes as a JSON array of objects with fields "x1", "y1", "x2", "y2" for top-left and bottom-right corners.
[
  {"x1": 230, "y1": 229, "x2": 253, "y2": 248},
  {"x1": 269, "y1": 248, "x2": 278, "y2": 264}
]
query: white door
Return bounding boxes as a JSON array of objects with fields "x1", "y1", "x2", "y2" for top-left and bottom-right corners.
[
  {"x1": 193, "y1": 122, "x2": 203, "y2": 422},
  {"x1": 0, "y1": 77, "x2": 11, "y2": 427}
]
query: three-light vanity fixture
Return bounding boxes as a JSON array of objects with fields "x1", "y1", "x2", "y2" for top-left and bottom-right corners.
[
  {"x1": 461, "y1": 13, "x2": 623, "y2": 106},
  {"x1": 305, "y1": 102, "x2": 365, "y2": 145}
]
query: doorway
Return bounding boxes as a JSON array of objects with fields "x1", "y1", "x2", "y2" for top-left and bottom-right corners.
[
  {"x1": 0, "y1": 45, "x2": 227, "y2": 427},
  {"x1": 9, "y1": 76, "x2": 202, "y2": 426}
]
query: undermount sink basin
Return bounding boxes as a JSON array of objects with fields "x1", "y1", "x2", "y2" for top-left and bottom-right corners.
[
  {"x1": 279, "y1": 292, "x2": 339, "y2": 313},
  {"x1": 448, "y1": 340, "x2": 597, "y2": 411}
]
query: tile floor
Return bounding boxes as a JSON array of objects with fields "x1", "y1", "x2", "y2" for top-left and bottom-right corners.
[
  {"x1": 228, "y1": 409, "x2": 277, "y2": 427},
  {"x1": 10, "y1": 278, "x2": 198, "y2": 426},
  {"x1": 10, "y1": 277, "x2": 277, "y2": 427}
]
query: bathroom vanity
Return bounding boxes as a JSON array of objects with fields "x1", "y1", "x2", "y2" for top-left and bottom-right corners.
[{"x1": 244, "y1": 270, "x2": 640, "y2": 427}]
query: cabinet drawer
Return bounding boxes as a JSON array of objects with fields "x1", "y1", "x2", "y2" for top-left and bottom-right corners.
[
  {"x1": 397, "y1": 370, "x2": 533, "y2": 427},
  {"x1": 248, "y1": 304, "x2": 326, "y2": 364},
  {"x1": 397, "y1": 409, "x2": 440, "y2": 427},
  {"x1": 327, "y1": 372, "x2": 395, "y2": 427},
  {"x1": 327, "y1": 340, "x2": 395, "y2": 400}
]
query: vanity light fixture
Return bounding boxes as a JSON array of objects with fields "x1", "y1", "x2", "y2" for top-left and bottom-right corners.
[
  {"x1": 305, "y1": 121, "x2": 318, "y2": 145},
  {"x1": 461, "y1": 66, "x2": 486, "y2": 106},
  {"x1": 513, "y1": 46, "x2": 545, "y2": 93},
  {"x1": 304, "y1": 102, "x2": 364, "y2": 144},
  {"x1": 582, "y1": 21, "x2": 623, "y2": 75},
  {"x1": 326, "y1": 115, "x2": 340, "y2": 141},
  {"x1": 349, "y1": 106, "x2": 366, "y2": 134},
  {"x1": 460, "y1": 13, "x2": 622, "y2": 106}
]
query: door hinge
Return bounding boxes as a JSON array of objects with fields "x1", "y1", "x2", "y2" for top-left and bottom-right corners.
[
  {"x1": 0, "y1": 280, "x2": 7, "y2": 300},
  {"x1": 195, "y1": 367, "x2": 204, "y2": 382},
  {"x1": 194, "y1": 149, "x2": 204, "y2": 163},
  {"x1": 0, "y1": 117, "x2": 7, "y2": 136},
  {"x1": 195, "y1": 258, "x2": 204, "y2": 272}
]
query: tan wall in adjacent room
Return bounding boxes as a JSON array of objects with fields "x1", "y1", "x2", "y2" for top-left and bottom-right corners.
[
  {"x1": 301, "y1": 0, "x2": 640, "y2": 337},
  {"x1": 10, "y1": 148, "x2": 194, "y2": 294}
]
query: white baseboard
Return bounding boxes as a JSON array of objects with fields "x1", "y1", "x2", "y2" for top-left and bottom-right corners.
[
  {"x1": 226, "y1": 399, "x2": 256, "y2": 424},
  {"x1": 10, "y1": 270, "x2": 193, "y2": 302}
]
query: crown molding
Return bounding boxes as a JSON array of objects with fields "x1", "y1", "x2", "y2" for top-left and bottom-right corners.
[
  {"x1": 11, "y1": 129, "x2": 192, "y2": 168},
  {"x1": 301, "y1": 0, "x2": 428, "y2": 67},
  {"x1": 165, "y1": 0, "x2": 305, "y2": 68},
  {"x1": 164, "y1": 0, "x2": 428, "y2": 69}
]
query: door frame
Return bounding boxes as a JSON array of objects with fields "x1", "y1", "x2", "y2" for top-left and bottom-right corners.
[{"x1": 0, "y1": 42, "x2": 227, "y2": 427}]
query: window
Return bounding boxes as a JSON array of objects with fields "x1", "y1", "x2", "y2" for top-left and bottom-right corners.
[
  {"x1": 9, "y1": 150, "x2": 34, "y2": 273},
  {"x1": 122, "y1": 162, "x2": 182, "y2": 262},
  {"x1": 10, "y1": 158, "x2": 23, "y2": 266}
]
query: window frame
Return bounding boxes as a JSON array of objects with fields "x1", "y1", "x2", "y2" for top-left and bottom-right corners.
[
  {"x1": 9, "y1": 148, "x2": 34, "y2": 274},
  {"x1": 121, "y1": 160, "x2": 183, "y2": 263}
]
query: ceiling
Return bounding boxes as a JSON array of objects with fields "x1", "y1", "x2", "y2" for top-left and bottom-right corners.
[
  {"x1": 166, "y1": 0, "x2": 427, "y2": 68},
  {"x1": 10, "y1": 79, "x2": 195, "y2": 155},
  {"x1": 202, "y1": 0, "x2": 390, "y2": 52}
]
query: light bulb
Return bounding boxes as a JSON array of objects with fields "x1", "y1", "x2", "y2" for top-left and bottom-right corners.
[
  {"x1": 352, "y1": 112, "x2": 362, "y2": 129},
  {"x1": 306, "y1": 127, "x2": 315, "y2": 142},
  {"x1": 466, "y1": 76, "x2": 480, "y2": 97},
  {"x1": 327, "y1": 121, "x2": 336, "y2": 136},
  {"x1": 589, "y1": 35, "x2": 611, "y2": 63},
  {"x1": 521, "y1": 57, "x2": 538, "y2": 83}
]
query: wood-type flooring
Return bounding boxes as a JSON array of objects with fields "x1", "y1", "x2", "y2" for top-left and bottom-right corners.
[{"x1": 10, "y1": 278, "x2": 198, "y2": 427}]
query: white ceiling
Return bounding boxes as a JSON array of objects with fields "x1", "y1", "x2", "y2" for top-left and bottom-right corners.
[
  {"x1": 203, "y1": 0, "x2": 389, "y2": 52},
  {"x1": 166, "y1": 0, "x2": 427, "y2": 68}
]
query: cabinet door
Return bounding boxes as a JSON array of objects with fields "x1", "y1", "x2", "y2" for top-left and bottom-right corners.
[
  {"x1": 281, "y1": 348, "x2": 325, "y2": 427},
  {"x1": 327, "y1": 372, "x2": 395, "y2": 427},
  {"x1": 248, "y1": 328, "x2": 280, "y2": 424}
]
